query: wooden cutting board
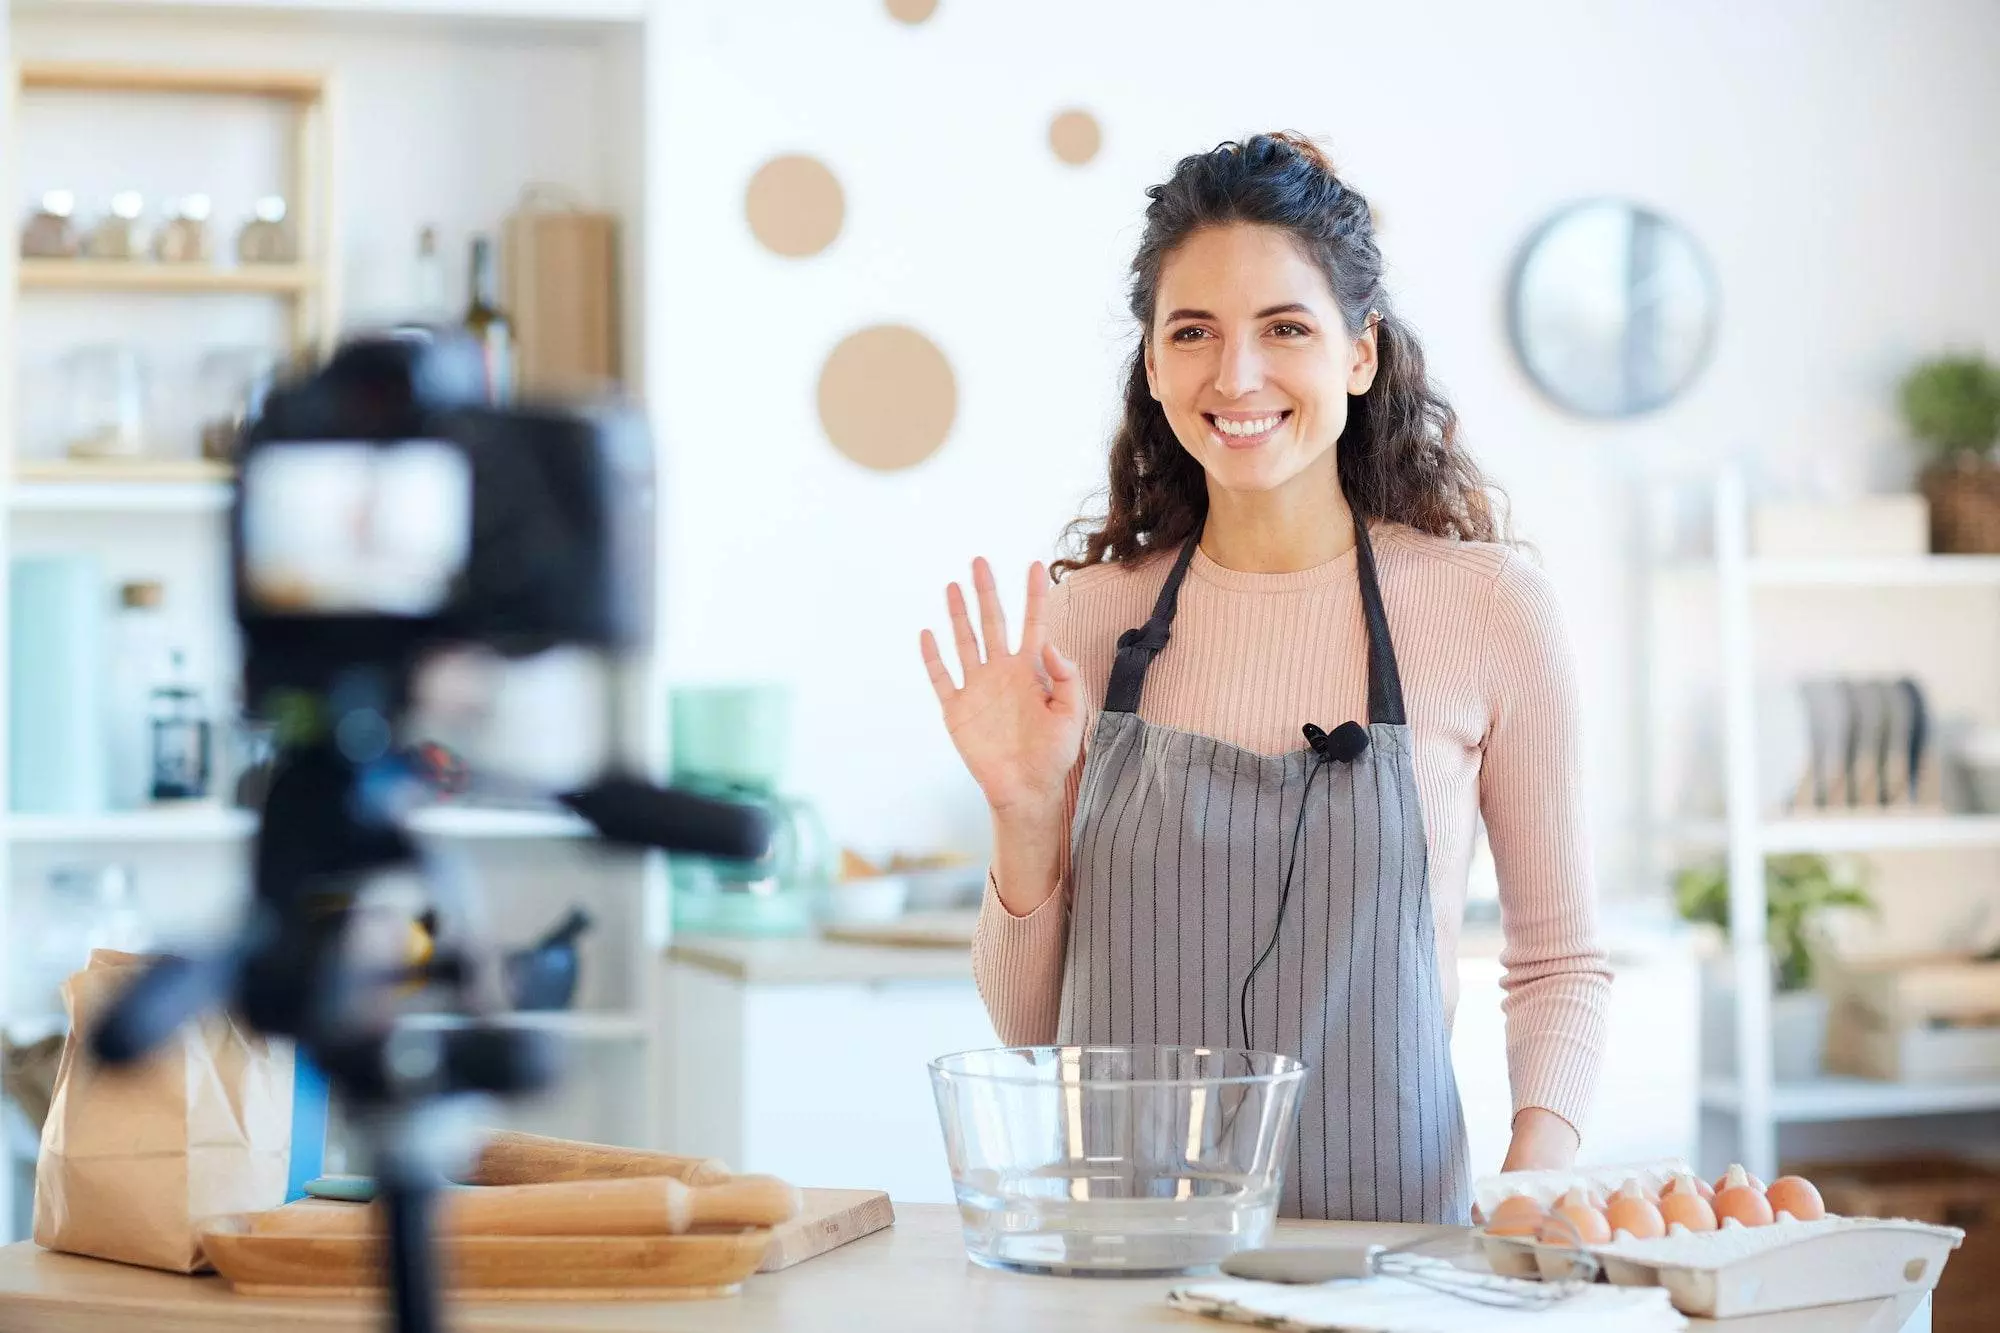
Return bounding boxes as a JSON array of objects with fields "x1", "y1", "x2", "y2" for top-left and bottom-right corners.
[
  {"x1": 758, "y1": 1189, "x2": 894, "y2": 1272},
  {"x1": 239, "y1": 1187, "x2": 891, "y2": 1276}
]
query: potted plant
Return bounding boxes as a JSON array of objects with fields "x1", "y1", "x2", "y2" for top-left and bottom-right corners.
[
  {"x1": 1905, "y1": 353, "x2": 2000, "y2": 552},
  {"x1": 1675, "y1": 853, "x2": 1876, "y2": 1081}
]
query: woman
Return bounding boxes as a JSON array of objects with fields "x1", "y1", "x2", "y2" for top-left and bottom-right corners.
[{"x1": 919, "y1": 133, "x2": 1611, "y2": 1225}]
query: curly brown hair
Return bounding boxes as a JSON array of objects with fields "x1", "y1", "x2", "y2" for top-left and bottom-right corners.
[{"x1": 1055, "y1": 132, "x2": 1500, "y2": 576}]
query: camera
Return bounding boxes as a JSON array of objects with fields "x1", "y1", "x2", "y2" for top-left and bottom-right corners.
[{"x1": 91, "y1": 330, "x2": 765, "y2": 1333}]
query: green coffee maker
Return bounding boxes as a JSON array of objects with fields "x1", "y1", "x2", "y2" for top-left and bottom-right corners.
[{"x1": 667, "y1": 683, "x2": 834, "y2": 936}]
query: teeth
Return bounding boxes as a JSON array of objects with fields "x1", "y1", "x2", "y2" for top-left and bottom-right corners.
[{"x1": 1213, "y1": 414, "x2": 1283, "y2": 437}]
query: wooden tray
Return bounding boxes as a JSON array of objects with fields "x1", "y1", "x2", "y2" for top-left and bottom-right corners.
[{"x1": 198, "y1": 1215, "x2": 769, "y2": 1301}]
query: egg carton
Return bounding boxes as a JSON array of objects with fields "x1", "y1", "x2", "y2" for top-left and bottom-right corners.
[
  {"x1": 1471, "y1": 1158, "x2": 1692, "y2": 1216},
  {"x1": 1477, "y1": 1215, "x2": 1965, "y2": 1319}
]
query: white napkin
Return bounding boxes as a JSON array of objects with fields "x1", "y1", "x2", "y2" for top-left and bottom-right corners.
[{"x1": 1168, "y1": 1258, "x2": 1688, "y2": 1333}]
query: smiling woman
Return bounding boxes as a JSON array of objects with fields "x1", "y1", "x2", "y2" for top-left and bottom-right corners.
[{"x1": 918, "y1": 134, "x2": 1611, "y2": 1226}]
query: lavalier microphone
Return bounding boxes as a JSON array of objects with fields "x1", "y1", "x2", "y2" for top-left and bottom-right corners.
[{"x1": 1302, "y1": 720, "x2": 1370, "y2": 764}]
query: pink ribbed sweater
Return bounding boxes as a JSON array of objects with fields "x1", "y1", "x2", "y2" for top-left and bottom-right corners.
[{"x1": 971, "y1": 522, "x2": 1612, "y2": 1134}]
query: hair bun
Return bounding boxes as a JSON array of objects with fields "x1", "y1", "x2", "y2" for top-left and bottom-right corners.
[{"x1": 1264, "y1": 130, "x2": 1338, "y2": 179}]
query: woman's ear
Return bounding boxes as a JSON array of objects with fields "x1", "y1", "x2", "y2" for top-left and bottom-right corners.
[
  {"x1": 1348, "y1": 312, "x2": 1381, "y2": 396},
  {"x1": 1143, "y1": 339, "x2": 1160, "y2": 402}
]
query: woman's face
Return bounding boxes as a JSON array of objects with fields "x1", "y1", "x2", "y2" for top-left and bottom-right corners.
[{"x1": 1144, "y1": 223, "x2": 1378, "y2": 499}]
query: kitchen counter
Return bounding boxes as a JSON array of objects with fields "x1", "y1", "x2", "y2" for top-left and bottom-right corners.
[
  {"x1": 0, "y1": 1207, "x2": 1933, "y2": 1332},
  {"x1": 667, "y1": 932, "x2": 973, "y2": 985}
]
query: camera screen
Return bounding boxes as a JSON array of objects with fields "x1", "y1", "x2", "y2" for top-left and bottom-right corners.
[{"x1": 241, "y1": 440, "x2": 472, "y2": 617}]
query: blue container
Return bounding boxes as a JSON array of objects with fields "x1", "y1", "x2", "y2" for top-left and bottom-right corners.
[
  {"x1": 9, "y1": 556, "x2": 106, "y2": 814},
  {"x1": 286, "y1": 1051, "x2": 330, "y2": 1203}
]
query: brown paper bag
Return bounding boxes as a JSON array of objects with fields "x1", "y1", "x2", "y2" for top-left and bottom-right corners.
[{"x1": 33, "y1": 949, "x2": 294, "y2": 1272}]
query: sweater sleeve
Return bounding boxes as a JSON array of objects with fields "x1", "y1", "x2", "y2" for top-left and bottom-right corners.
[
  {"x1": 969, "y1": 576, "x2": 1085, "y2": 1045},
  {"x1": 1477, "y1": 552, "x2": 1614, "y2": 1137}
]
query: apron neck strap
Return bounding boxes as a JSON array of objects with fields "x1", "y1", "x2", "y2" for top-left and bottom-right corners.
[
  {"x1": 1352, "y1": 513, "x2": 1407, "y2": 727},
  {"x1": 1101, "y1": 532, "x2": 1203, "y2": 715},
  {"x1": 1100, "y1": 510, "x2": 1409, "y2": 726}
]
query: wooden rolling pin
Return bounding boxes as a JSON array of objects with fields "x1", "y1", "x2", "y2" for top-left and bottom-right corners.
[
  {"x1": 464, "y1": 1130, "x2": 732, "y2": 1187},
  {"x1": 251, "y1": 1175, "x2": 801, "y2": 1239}
]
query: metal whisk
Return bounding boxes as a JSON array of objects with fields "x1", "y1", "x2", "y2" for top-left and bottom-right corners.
[{"x1": 1220, "y1": 1219, "x2": 1602, "y2": 1311}]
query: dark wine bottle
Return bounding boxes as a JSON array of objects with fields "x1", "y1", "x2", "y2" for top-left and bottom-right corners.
[{"x1": 464, "y1": 234, "x2": 515, "y2": 403}]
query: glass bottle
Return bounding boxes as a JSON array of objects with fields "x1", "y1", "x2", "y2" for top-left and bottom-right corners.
[
  {"x1": 463, "y1": 234, "x2": 514, "y2": 403},
  {"x1": 107, "y1": 580, "x2": 171, "y2": 810},
  {"x1": 149, "y1": 650, "x2": 211, "y2": 801},
  {"x1": 414, "y1": 225, "x2": 446, "y2": 321}
]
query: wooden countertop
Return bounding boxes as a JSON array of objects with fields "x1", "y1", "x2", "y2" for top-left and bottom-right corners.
[
  {"x1": 0, "y1": 1206, "x2": 1932, "y2": 1333},
  {"x1": 663, "y1": 903, "x2": 1696, "y2": 986}
]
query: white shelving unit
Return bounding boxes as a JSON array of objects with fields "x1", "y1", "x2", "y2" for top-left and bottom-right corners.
[
  {"x1": 1700, "y1": 1074, "x2": 2000, "y2": 1124},
  {"x1": 0, "y1": 0, "x2": 664, "y2": 1239},
  {"x1": 10, "y1": 803, "x2": 592, "y2": 842},
  {"x1": 1650, "y1": 471, "x2": 2000, "y2": 1179},
  {"x1": 1671, "y1": 814, "x2": 2000, "y2": 854}
]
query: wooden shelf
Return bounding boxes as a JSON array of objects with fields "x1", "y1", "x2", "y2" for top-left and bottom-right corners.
[
  {"x1": 19, "y1": 259, "x2": 317, "y2": 295},
  {"x1": 17, "y1": 60, "x2": 327, "y2": 100},
  {"x1": 1702, "y1": 1074, "x2": 2000, "y2": 1123},
  {"x1": 9, "y1": 480, "x2": 233, "y2": 513},
  {"x1": 13, "y1": 458, "x2": 234, "y2": 484}
]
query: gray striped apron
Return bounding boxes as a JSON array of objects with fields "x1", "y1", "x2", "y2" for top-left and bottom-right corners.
[{"x1": 1054, "y1": 515, "x2": 1471, "y2": 1224}]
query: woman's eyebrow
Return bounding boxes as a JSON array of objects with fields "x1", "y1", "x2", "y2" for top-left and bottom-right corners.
[{"x1": 1162, "y1": 302, "x2": 1315, "y2": 322}]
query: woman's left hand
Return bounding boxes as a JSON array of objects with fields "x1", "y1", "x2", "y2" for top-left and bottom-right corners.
[{"x1": 1499, "y1": 1107, "x2": 1580, "y2": 1174}]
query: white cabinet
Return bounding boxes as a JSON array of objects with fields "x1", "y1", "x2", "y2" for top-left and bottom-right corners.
[{"x1": 664, "y1": 957, "x2": 996, "y2": 1204}]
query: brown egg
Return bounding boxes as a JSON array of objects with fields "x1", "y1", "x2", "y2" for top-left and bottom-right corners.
[
  {"x1": 1714, "y1": 1164, "x2": 1775, "y2": 1227},
  {"x1": 1658, "y1": 1187, "x2": 1718, "y2": 1232},
  {"x1": 1662, "y1": 1172, "x2": 1715, "y2": 1204},
  {"x1": 1766, "y1": 1176, "x2": 1827, "y2": 1222},
  {"x1": 1538, "y1": 1186, "x2": 1611, "y2": 1245},
  {"x1": 1714, "y1": 1165, "x2": 1766, "y2": 1195},
  {"x1": 1485, "y1": 1193, "x2": 1548, "y2": 1237},
  {"x1": 1604, "y1": 1182, "x2": 1667, "y2": 1239}
]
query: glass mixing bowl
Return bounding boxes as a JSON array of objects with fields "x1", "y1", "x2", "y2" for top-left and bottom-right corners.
[{"x1": 929, "y1": 1045, "x2": 1306, "y2": 1277}]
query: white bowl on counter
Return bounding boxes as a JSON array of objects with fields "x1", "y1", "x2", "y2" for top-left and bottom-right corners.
[{"x1": 819, "y1": 876, "x2": 911, "y2": 927}]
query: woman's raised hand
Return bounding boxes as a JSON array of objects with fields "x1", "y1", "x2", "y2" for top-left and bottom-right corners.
[{"x1": 920, "y1": 558, "x2": 1085, "y2": 820}]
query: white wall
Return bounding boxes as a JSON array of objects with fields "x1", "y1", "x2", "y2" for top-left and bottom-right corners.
[{"x1": 648, "y1": 0, "x2": 2000, "y2": 888}]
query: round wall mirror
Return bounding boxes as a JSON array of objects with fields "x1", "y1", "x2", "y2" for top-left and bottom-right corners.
[{"x1": 1508, "y1": 201, "x2": 1718, "y2": 417}]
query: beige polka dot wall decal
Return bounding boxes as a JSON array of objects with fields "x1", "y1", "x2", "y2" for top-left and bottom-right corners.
[
  {"x1": 1048, "y1": 109, "x2": 1102, "y2": 166},
  {"x1": 885, "y1": 0, "x2": 938, "y2": 23},
  {"x1": 745, "y1": 155, "x2": 845, "y2": 258},
  {"x1": 818, "y1": 325, "x2": 957, "y2": 471}
]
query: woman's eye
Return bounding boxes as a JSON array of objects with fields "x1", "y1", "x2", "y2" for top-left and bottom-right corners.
[
  {"x1": 1270, "y1": 322, "x2": 1310, "y2": 338},
  {"x1": 1170, "y1": 326, "x2": 1211, "y2": 343}
]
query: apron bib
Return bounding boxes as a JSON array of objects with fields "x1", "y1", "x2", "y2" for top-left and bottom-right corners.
[{"x1": 1054, "y1": 515, "x2": 1471, "y2": 1224}]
